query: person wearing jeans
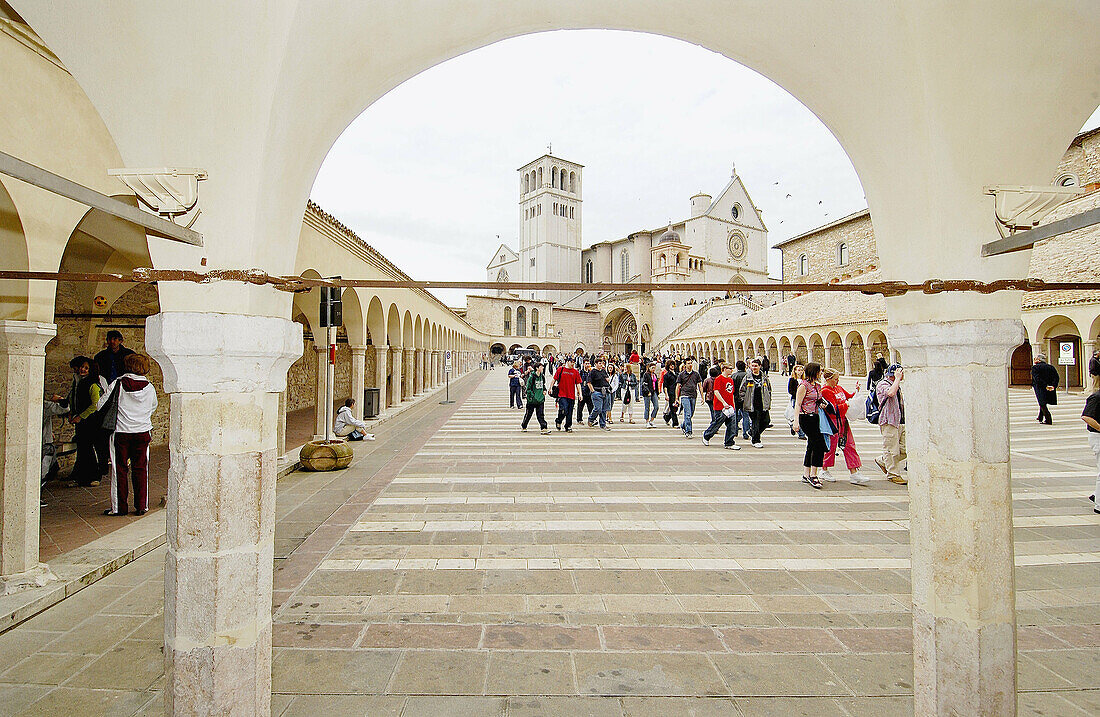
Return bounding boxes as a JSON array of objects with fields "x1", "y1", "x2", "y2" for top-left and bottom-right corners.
[
  {"x1": 552, "y1": 357, "x2": 581, "y2": 432},
  {"x1": 738, "y1": 359, "x2": 772, "y2": 448},
  {"x1": 521, "y1": 363, "x2": 550, "y2": 434},
  {"x1": 586, "y1": 357, "x2": 612, "y2": 430},
  {"x1": 576, "y1": 360, "x2": 594, "y2": 425},
  {"x1": 701, "y1": 363, "x2": 741, "y2": 449},
  {"x1": 508, "y1": 361, "x2": 524, "y2": 409},
  {"x1": 675, "y1": 358, "x2": 701, "y2": 438}
]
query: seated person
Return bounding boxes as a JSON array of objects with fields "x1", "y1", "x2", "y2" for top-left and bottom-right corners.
[{"x1": 334, "y1": 398, "x2": 375, "y2": 441}]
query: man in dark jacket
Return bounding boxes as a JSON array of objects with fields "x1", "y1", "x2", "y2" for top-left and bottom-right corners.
[
  {"x1": 1031, "y1": 354, "x2": 1060, "y2": 425},
  {"x1": 94, "y1": 330, "x2": 136, "y2": 384},
  {"x1": 1089, "y1": 348, "x2": 1100, "y2": 393}
]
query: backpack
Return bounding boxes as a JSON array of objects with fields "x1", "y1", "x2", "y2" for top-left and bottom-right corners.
[{"x1": 865, "y1": 380, "x2": 881, "y2": 424}]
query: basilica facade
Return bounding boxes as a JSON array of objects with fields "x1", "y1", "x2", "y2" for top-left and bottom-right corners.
[{"x1": 478, "y1": 154, "x2": 776, "y2": 356}]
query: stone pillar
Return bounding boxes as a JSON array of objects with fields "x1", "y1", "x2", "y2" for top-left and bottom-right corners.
[
  {"x1": 824, "y1": 344, "x2": 836, "y2": 372},
  {"x1": 374, "y1": 346, "x2": 388, "y2": 413},
  {"x1": 865, "y1": 347, "x2": 874, "y2": 375},
  {"x1": 843, "y1": 347, "x2": 853, "y2": 377},
  {"x1": 0, "y1": 320, "x2": 57, "y2": 594},
  {"x1": 428, "y1": 351, "x2": 437, "y2": 389},
  {"x1": 146, "y1": 312, "x2": 301, "y2": 716},
  {"x1": 313, "y1": 345, "x2": 327, "y2": 438},
  {"x1": 390, "y1": 348, "x2": 403, "y2": 407},
  {"x1": 890, "y1": 319, "x2": 1022, "y2": 717},
  {"x1": 414, "y1": 349, "x2": 424, "y2": 395},
  {"x1": 277, "y1": 391, "x2": 287, "y2": 457},
  {"x1": 404, "y1": 348, "x2": 415, "y2": 399},
  {"x1": 350, "y1": 346, "x2": 366, "y2": 420}
]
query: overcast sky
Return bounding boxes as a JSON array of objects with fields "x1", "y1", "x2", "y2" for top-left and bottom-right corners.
[{"x1": 311, "y1": 30, "x2": 1100, "y2": 307}]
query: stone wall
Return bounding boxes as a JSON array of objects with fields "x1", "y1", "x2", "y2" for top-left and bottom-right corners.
[
  {"x1": 552, "y1": 307, "x2": 601, "y2": 352},
  {"x1": 1053, "y1": 128, "x2": 1100, "y2": 187},
  {"x1": 779, "y1": 212, "x2": 876, "y2": 293},
  {"x1": 44, "y1": 283, "x2": 170, "y2": 446},
  {"x1": 285, "y1": 316, "x2": 359, "y2": 410}
]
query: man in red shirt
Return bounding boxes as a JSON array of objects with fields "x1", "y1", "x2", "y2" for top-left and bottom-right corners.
[
  {"x1": 701, "y1": 363, "x2": 741, "y2": 449},
  {"x1": 552, "y1": 356, "x2": 582, "y2": 432}
]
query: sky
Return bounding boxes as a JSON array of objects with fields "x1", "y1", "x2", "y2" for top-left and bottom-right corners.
[{"x1": 311, "y1": 30, "x2": 1100, "y2": 307}]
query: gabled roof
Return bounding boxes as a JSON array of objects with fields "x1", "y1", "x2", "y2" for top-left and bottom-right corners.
[
  {"x1": 773, "y1": 208, "x2": 871, "y2": 249},
  {"x1": 486, "y1": 243, "x2": 518, "y2": 269},
  {"x1": 705, "y1": 172, "x2": 767, "y2": 232}
]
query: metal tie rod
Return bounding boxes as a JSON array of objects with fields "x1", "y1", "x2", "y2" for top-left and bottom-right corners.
[{"x1": 0, "y1": 150, "x2": 203, "y2": 247}]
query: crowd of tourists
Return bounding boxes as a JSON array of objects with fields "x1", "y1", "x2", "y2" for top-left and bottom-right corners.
[{"x1": 498, "y1": 348, "x2": 911, "y2": 490}]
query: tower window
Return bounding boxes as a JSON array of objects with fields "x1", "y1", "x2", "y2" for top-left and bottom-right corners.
[
  {"x1": 799, "y1": 254, "x2": 809, "y2": 276},
  {"x1": 585, "y1": 259, "x2": 593, "y2": 283}
]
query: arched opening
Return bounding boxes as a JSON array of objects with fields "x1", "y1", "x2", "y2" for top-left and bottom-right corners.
[
  {"x1": 1036, "y1": 315, "x2": 1083, "y2": 388},
  {"x1": 531, "y1": 307, "x2": 539, "y2": 336},
  {"x1": 1010, "y1": 341, "x2": 1033, "y2": 387},
  {"x1": 845, "y1": 331, "x2": 866, "y2": 376},
  {"x1": 503, "y1": 306, "x2": 512, "y2": 335},
  {"x1": 0, "y1": 179, "x2": 30, "y2": 321},
  {"x1": 516, "y1": 306, "x2": 526, "y2": 337}
]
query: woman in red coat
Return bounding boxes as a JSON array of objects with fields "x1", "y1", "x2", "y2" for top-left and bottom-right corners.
[{"x1": 820, "y1": 368, "x2": 868, "y2": 486}]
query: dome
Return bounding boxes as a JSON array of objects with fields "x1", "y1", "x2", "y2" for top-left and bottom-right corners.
[{"x1": 659, "y1": 224, "x2": 680, "y2": 243}]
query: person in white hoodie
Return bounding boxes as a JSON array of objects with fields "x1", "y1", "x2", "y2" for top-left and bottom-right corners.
[
  {"x1": 334, "y1": 398, "x2": 375, "y2": 441},
  {"x1": 97, "y1": 353, "x2": 158, "y2": 516}
]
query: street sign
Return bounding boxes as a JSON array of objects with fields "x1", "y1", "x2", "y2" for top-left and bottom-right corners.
[
  {"x1": 444, "y1": 350, "x2": 452, "y2": 374},
  {"x1": 1058, "y1": 341, "x2": 1075, "y2": 366},
  {"x1": 440, "y1": 350, "x2": 455, "y2": 405}
]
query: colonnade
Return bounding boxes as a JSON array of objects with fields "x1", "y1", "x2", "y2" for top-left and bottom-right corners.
[{"x1": 667, "y1": 325, "x2": 899, "y2": 377}]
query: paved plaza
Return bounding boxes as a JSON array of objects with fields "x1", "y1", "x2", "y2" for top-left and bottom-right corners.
[{"x1": 0, "y1": 370, "x2": 1097, "y2": 716}]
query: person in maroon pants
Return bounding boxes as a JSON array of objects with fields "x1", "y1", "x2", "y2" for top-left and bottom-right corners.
[{"x1": 97, "y1": 353, "x2": 158, "y2": 516}]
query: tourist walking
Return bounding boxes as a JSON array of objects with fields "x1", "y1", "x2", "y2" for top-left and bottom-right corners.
[
  {"x1": 587, "y1": 357, "x2": 612, "y2": 430},
  {"x1": 334, "y1": 399, "x2": 375, "y2": 441},
  {"x1": 676, "y1": 358, "x2": 701, "y2": 438},
  {"x1": 701, "y1": 362, "x2": 741, "y2": 449},
  {"x1": 874, "y1": 364, "x2": 907, "y2": 485},
  {"x1": 1090, "y1": 348, "x2": 1100, "y2": 392},
  {"x1": 787, "y1": 364, "x2": 806, "y2": 439},
  {"x1": 1082, "y1": 384, "x2": 1100, "y2": 514},
  {"x1": 618, "y1": 363, "x2": 637, "y2": 423},
  {"x1": 552, "y1": 356, "x2": 581, "y2": 432},
  {"x1": 641, "y1": 362, "x2": 661, "y2": 428},
  {"x1": 795, "y1": 362, "x2": 827, "y2": 489},
  {"x1": 97, "y1": 353, "x2": 158, "y2": 516},
  {"x1": 820, "y1": 368, "x2": 867, "y2": 485},
  {"x1": 702, "y1": 365, "x2": 720, "y2": 422},
  {"x1": 606, "y1": 363, "x2": 619, "y2": 416},
  {"x1": 508, "y1": 360, "x2": 524, "y2": 409},
  {"x1": 1031, "y1": 353, "x2": 1059, "y2": 425},
  {"x1": 739, "y1": 359, "x2": 772, "y2": 448},
  {"x1": 521, "y1": 363, "x2": 550, "y2": 434},
  {"x1": 661, "y1": 359, "x2": 680, "y2": 428},
  {"x1": 732, "y1": 360, "x2": 752, "y2": 440},
  {"x1": 576, "y1": 359, "x2": 594, "y2": 425}
]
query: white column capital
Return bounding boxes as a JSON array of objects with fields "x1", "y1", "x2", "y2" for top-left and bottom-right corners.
[
  {"x1": 888, "y1": 319, "x2": 1024, "y2": 368},
  {"x1": 349, "y1": 345, "x2": 367, "y2": 357},
  {"x1": 146, "y1": 313, "x2": 302, "y2": 393},
  {"x1": 0, "y1": 320, "x2": 56, "y2": 354}
]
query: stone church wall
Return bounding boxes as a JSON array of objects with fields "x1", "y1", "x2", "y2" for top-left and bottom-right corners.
[
  {"x1": 780, "y1": 212, "x2": 877, "y2": 292},
  {"x1": 1053, "y1": 128, "x2": 1100, "y2": 187},
  {"x1": 552, "y1": 307, "x2": 601, "y2": 352}
]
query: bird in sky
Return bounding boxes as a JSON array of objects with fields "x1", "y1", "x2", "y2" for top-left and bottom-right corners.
[{"x1": 786, "y1": 194, "x2": 791, "y2": 199}]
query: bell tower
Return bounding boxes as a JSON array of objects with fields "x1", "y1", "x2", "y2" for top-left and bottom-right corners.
[{"x1": 517, "y1": 154, "x2": 583, "y2": 304}]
